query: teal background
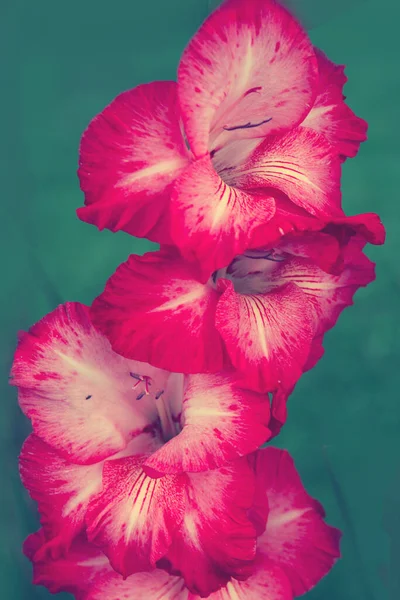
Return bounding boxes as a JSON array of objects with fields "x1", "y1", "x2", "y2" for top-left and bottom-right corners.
[{"x1": 1, "y1": 0, "x2": 398, "y2": 598}]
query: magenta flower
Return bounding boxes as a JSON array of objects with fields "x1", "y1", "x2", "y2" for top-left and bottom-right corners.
[
  {"x1": 23, "y1": 447, "x2": 341, "y2": 599},
  {"x1": 90, "y1": 209, "x2": 384, "y2": 394},
  {"x1": 77, "y1": 0, "x2": 367, "y2": 278},
  {"x1": 13, "y1": 303, "x2": 275, "y2": 594}
]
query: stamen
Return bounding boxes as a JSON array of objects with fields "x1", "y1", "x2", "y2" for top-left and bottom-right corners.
[
  {"x1": 155, "y1": 394, "x2": 177, "y2": 442},
  {"x1": 155, "y1": 389, "x2": 164, "y2": 400},
  {"x1": 243, "y1": 249, "x2": 286, "y2": 262},
  {"x1": 129, "y1": 372, "x2": 143, "y2": 381},
  {"x1": 130, "y1": 372, "x2": 153, "y2": 397},
  {"x1": 243, "y1": 249, "x2": 274, "y2": 260},
  {"x1": 85, "y1": 395, "x2": 92, "y2": 400},
  {"x1": 223, "y1": 117, "x2": 272, "y2": 132}
]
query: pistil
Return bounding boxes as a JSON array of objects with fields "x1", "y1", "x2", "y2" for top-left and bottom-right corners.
[
  {"x1": 155, "y1": 391, "x2": 179, "y2": 443},
  {"x1": 130, "y1": 371, "x2": 180, "y2": 442}
]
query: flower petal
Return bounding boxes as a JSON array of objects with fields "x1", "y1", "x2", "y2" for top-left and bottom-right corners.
[
  {"x1": 278, "y1": 231, "x2": 341, "y2": 273},
  {"x1": 165, "y1": 459, "x2": 257, "y2": 596},
  {"x1": 249, "y1": 194, "x2": 329, "y2": 249},
  {"x1": 178, "y1": 0, "x2": 318, "y2": 156},
  {"x1": 327, "y1": 212, "x2": 386, "y2": 246},
  {"x1": 87, "y1": 571, "x2": 188, "y2": 600},
  {"x1": 249, "y1": 199, "x2": 385, "y2": 257},
  {"x1": 144, "y1": 372, "x2": 271, "y2": 475},
  {"x1": 77, "y1": 82, "x2": 189, "y2": 242},
  {"x1": 269, "y1": 388, "x2": 290, "y2": 439},
  {"x1": 23, "y1": 531, "x2": 111, "y2": 597},
  {"x1": 215, "y1": 281, "x2": 315, "y2": 393},
  {"x1": 203, "y1": 559, "x2": 292, "y2": 600},
  {"x1": 11, "y1": 303, "x2": 159, "y2": 464},
  {"x1": 253, "y1": 447, "x2": 341, "y2": 596},
  {"x1": 86, "y1": 455, "x2": 187, "y2": 577},
  {"x1": 20, "y1": 435, "x2": 103, "y2": 556},
  {"x1": 25, "y1": 531, "x2": 188, "y2": 600},
  {"x1": 90, "y1": 249, "x2": 226, "y2": 373},
  {"x1": 269, "y1": 241, "x2": 376, "y2": 335},
  {"x1": 170, "y1": 156, "x2": 275, "y2": 277},
  {"x1": 231, "y1": 127, "x2": 342, "y2": 219},
  {"x1": 301, "y1": 49, "x2": 368, "y2": 159}
]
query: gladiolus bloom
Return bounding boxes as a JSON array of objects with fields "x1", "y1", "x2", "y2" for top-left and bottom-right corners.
[
  {"x1": 90, "y1": 210, "x2": 384, "y2": 393},
  {"x1": 23, "y1": 447, "x2": 341, "y2": 599},
  {"x1": 12, "y1": 303, "x2": 274, "y2": 594},
  {"x1": 78, "y1": 0, "x2": 367, "y2": 277}
]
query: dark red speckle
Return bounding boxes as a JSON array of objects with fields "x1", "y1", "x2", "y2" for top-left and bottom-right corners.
[
  {"x1": 213, "y1": 428, "x2": 223, "y2": 440},
  {"x1": 33, "y1": 371, "x2": 60, "y2": 381},
  {"x1": 244, "y1": 86, "x2": 262, "y2": 97},
  {"x1": 275, "y1": 41, "x2": 281, "y2": 53}
]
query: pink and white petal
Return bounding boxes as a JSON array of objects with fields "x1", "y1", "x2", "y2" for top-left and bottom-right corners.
[
  {"x1": 178, "y1": 0, "x2": 318, "y2": 156},
  {"x1": 301, "y1": 49, "x2": 368, "y2": 159},
  {"x1": 215, "y1": 280, "x2": 315, "y2": 393},
  {"x1": 328, "y1": 212, "x2": 386, "y2": 246},
  {"x1": 201, "y1": 559, "x2": 292, "y2": 600},
  {"x1": 144, "y1": 372, "x2": 271, "y2": 476},
  {"x1": 254, "y1": 447, "x2": 341, "y2": 596},
  {"x1": 269, "y1": 245, "x2": 376, "y2": 335},
  {"x1": 269, "y1": 388, "x2": 291, "y2": 438},
  {"x1": 165, "y1": 459, "x2": 257, "y2": 596},
  {"x1": 78, "y1": 81, "x2": 189, "y2": 242},
  {"x1": 90, "y1": 249, "x2": 226, "y2": 374},
  {"x1": 20, "y1": 433, "x2": 159, "y2": 560},
  {"x1": 25, "y1": 531, "x2": 188, "y2": 600},
  {"x1": 250, "y1": 202, "x2": 384, "y2": 262},
  {"x1": 231, "y1": 127, "x2": 342, "y2": 219},
  {"x1": 11, "y1": 303, "x2": 159, "y2": 464},
  {"x1": 24, "y1": 531, "x2": 111, "y2": 598},
  {"x1": 249, "y1": 194, "x2": 329, "y2": 250},
  {"x1": 170, "y1": 157, "x2": 275, "y2": 278},
  {"x1": 20, "y1": 435, "x2": 103, "y2": 556},
  {"x1": 278, "y1": 231, "x2": 341, "y2": 274},
  {"x1": 86, "y1": 455, "x2": 187, "y2": 577},
  {"x1": 87, "y1": 571, "x2": 188, "y2": 600},
  {"x1": 304, "y1": 334, "x2": 325, "y2": 372}
]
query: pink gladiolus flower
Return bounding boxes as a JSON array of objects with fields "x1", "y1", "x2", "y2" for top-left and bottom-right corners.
[
  {"x1": 12, "y1": 303, "x2": 275, "y2": 595},
  {"x1": 90, "y1": 210, "x2": 384, "y2": 393},
  {"x1": 77, "y1": 0, "x2": 368, "y2": 277},
  {"x1": 23, "y1": 448, "x2": 341, "y2": 599}
]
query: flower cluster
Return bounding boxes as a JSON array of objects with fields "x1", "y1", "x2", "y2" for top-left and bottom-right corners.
[{"x1": 12, "y1": 0, "x2": 384, "y2": 599}]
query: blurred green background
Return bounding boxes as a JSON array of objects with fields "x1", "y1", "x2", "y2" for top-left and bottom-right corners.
[{"x1": 1, "y1": 0, "x2": 399, "y2": 598}]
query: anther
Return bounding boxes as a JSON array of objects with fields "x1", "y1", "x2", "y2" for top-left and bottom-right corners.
[
  {"x1": 155, "y1": 390, "x2": 164, "y2": 400},
  {"x1": 136, "y1": 391, "x2": 146, "y2": 400},
  {"x1": 130, "y1": 372, "x2": 143, "y2": 381}
]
